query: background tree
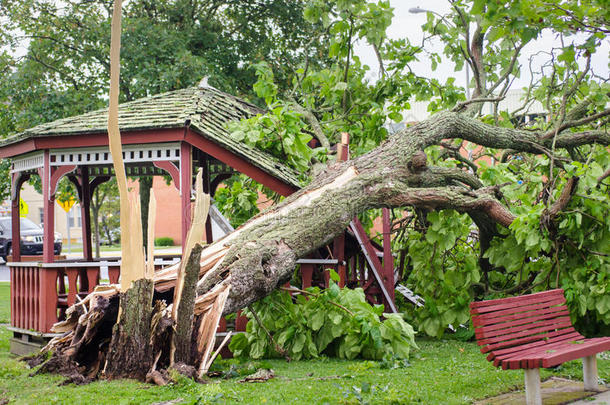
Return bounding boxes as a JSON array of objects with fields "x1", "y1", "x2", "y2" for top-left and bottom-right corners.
[{"x1": 0, "y1": 0, "x2": 328, "y2": 240}]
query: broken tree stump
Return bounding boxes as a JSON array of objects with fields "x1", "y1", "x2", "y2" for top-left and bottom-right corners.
[
  {"x1": 104, "y1": 278, "x2": 154, "y2": 380},
  {"x1": 172, "y1": 244, "x2": 204, "y2": 365}
]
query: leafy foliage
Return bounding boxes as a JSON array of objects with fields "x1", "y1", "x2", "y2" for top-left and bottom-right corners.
[
  {"x1": 482, "y1": 147, "x2": 610, "y2": 335},
  {"x1": 213, "y1": 175, "x2": 263, "y2": 228},
  {"x1": 154, "y1": 237, "x2": 174, "y2": 247},
  {"x1": 229, "y1": 279, "x2": 417, "y2": 361},
  {"x1": 0, "y1": 160, "x2": 10, "y2": 202},
  {"x1": 395, "y1": 144, "x2": 610, "y2": 337},
  {"x1": 228, "y1": 62, "x2": 323, "y2": 174},
  {"x1": 396, "y1": 210, "x2": 479, "y2": 338}
]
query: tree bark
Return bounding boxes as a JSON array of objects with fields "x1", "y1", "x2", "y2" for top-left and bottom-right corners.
[
  {"x1": 171, "y1": 244, "x2": 203, "y2": 365},
  {"x1": 104, "y1": 279, "x2": 154, "y2": 380}
]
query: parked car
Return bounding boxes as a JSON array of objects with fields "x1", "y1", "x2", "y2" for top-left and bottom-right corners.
[{"x1": 0, "y1": 217, "x2": 62, "y2": 262}]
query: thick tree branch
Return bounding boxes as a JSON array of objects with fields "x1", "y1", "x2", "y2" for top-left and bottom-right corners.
[
  {"x1": 547, "y1": 177, "x2": 580, "y2": 219},
  {"x1": 469, "y1": 23, "x2": 486, "y2": 98},
  {"x1": 543, "y1": 108, "x2": 610, "y2": 137},
  {"x1": 287, "y1": 96, "x2": 330, "y2": 149},
  {"x1": 565, "y1": 93, "x2": 609, "y2": 122},
  {"x1": 383, "y1": 185, "x2": 515, "y2": 228},
  {"x1": 414, "y1": 111, "x2": 610, "y2": 151},
  {"x1": 428, "y1": 167, "x2": 483, "y2": 189}
]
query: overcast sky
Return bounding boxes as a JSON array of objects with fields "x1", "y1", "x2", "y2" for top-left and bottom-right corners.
[
  {"x1": 354, "y1": 0, "x2": 609, "y2": 91},
  {"x1": 4, "y1": 0, "x2": 608, "y2": 94}
]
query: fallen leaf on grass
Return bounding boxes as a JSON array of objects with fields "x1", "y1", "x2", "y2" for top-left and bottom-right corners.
[
  {"x1": 238, "y1": 369, "x2": 275, "y2": 383},
  {"x1": 150, "y1": 399, "x2": 183, "y2": 405}
]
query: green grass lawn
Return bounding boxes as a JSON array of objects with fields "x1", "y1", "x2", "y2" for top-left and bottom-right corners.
[
  {"x1": 0, "y1": 282, "x2": 9, "y2": 324},
  {"x1": 0, "y1": 279, "x2": 607, "y2": 404}
]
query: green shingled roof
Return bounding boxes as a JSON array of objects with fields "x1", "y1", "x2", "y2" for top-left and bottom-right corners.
[{"x1": 0, "y1": 86, "x2": 302, "y2": 188}]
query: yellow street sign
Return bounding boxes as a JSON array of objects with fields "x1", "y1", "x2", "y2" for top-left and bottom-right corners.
[
  {"x1": 19, "y1": 198, "x2": 28, "y2": 217},
  {"x1": 58, "y1": 197, "x2": 77, "y2": 213}
]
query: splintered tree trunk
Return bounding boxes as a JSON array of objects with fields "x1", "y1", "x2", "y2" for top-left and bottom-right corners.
[
  {"x1": 103, "y1": 0, "x2": 155, "y2": 382},
  {"x1": 172, "y1": 244, "x2": 203, "y2": 364},
  {"x1": 104, "y1": 279, "x2": 154, "y2": 380},
  {"x1": 190, "y1": 113, "x2": 520, "y2": 315}
]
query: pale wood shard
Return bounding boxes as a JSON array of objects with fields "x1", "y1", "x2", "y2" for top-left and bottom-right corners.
[
  {"x1": 106, "y1": 0, "x2": 147, "y2": 292},
  {"x1": 172, "y1": 169, "x2": 210, "y2": 321},
  {"x1": 204, "y1": 331, "x2": 232, "y2": 373},
  {"x1": 154, "y1": 244, "x2": 228, "y2": 293},
  {"x1": 146, "y1": 188, "x2": 157, "y2": 279},
  {"x1": 123, "y1": 190, "x2": 146, "y2": 286},
  {"x1": 196, "y1": 281, "x2": 231, "y2": 378}
]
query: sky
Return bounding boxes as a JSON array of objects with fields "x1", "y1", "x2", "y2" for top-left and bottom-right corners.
[
  {"x1": 3, "y1": 0, "x2": 608, "y2": 94},
  {"x1": 354, "y1": 0, "x2": 610, "y2": 91}
]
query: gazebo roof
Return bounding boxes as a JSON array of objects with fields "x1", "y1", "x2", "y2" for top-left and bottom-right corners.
[{"x1": 0, "y1": 85, "x2": 302, "y2": 188}]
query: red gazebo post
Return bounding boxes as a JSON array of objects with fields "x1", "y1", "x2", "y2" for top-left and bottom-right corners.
[
  {"x1": 79, "y1": 166, "x2": 93, "y2": 261},
  {"x1": 382, "y1": 207, "x2": 395, "y2": 303},
  {"x1": 41, "y1": 151, "x2": 55, "y2": 263}
]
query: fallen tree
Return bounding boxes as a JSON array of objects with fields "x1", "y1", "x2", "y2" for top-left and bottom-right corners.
[
  {"x1": 34, "y1": 108, "x2": 609, "y2": 383},
  {"x1": 29, "y1": 0, "x2": 610, "y2": 385}
]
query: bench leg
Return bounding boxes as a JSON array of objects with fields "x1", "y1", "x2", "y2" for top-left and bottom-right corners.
[
  {"x1": 583, "y1": 355, "x2": 599, "y2": 391},
  {"x1": 524, "y1": 368, "x2": 542, "y2": 405}
]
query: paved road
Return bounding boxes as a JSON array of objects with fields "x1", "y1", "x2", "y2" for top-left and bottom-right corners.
[
  {"x1": 0, "y1": 263, "x2": 8, "y2": 282},
  {"x1": 571, "y1": 390, "x2": 610, "y2": 404}
]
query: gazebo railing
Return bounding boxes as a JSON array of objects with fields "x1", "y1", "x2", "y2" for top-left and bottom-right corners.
[{"x1": 9, "y1": 257, "x2": 179, "y2": 333}]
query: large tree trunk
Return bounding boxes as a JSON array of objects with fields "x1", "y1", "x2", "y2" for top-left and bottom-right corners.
[
  {"x1": 188, "y1": 111, "x2": 608, "y2": 314},
  {"x1": 188, "y1": 113, "x2": 518, "y2": 314},
  {"x1": 103, "y1": 279, "x2": 154, "y2": 380}
]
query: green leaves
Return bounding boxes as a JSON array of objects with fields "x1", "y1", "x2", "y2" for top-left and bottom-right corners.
[
  {"x1": 0, "y1": 160, "x2": 11, "y2": 202},
  {"x1": 228, "y1": 282, "x2": 417, "y2": 361},
  {"x1": 214, "y1": 175, "x2": 261, "y2": 228}
]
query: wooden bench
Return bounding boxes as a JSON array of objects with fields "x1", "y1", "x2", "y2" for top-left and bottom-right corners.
[{"x1": 470, "y1": 289, "x2": 610, "y2": 405}]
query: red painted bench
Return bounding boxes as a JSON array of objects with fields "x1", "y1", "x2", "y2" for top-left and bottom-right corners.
[{"x1": 470, "y1": 289, "x2": 610, "y2": 405}]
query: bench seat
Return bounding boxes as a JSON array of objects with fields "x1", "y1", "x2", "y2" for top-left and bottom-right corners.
[{"x1": 470, "y1": 289, "x2": 610, "y2": 405}]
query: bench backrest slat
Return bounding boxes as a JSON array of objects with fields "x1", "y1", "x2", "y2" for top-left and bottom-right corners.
[
  {"x1": 470, "y1": 289, "x2": 577, "y2": 357},
  {"x1": 475, "y1": 307, "x2": 570, "y2": 339},
  {"x1": 470, "y1": 289, "x2": 563, "y2": 310},
  {"x1": 472, "y1": 296, "x2": 566, "y2": 325},
  {"x1": 480, "y1": 328, "x2": 577, "y2": 354},
  {"x1": 474, "y1": 305, "x2": 569, "y2": 334},
  {"x1": 477, "y1": 318, "x2": 573, "y2": 346}
]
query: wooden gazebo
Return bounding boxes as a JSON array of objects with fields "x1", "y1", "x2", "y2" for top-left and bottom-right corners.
[
  {"x1": 0, "y1": 83, "x2": 396, "y2": 352},
  {"x1": 0, "y1": 83, "x2": 300, "y2": 262}
]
